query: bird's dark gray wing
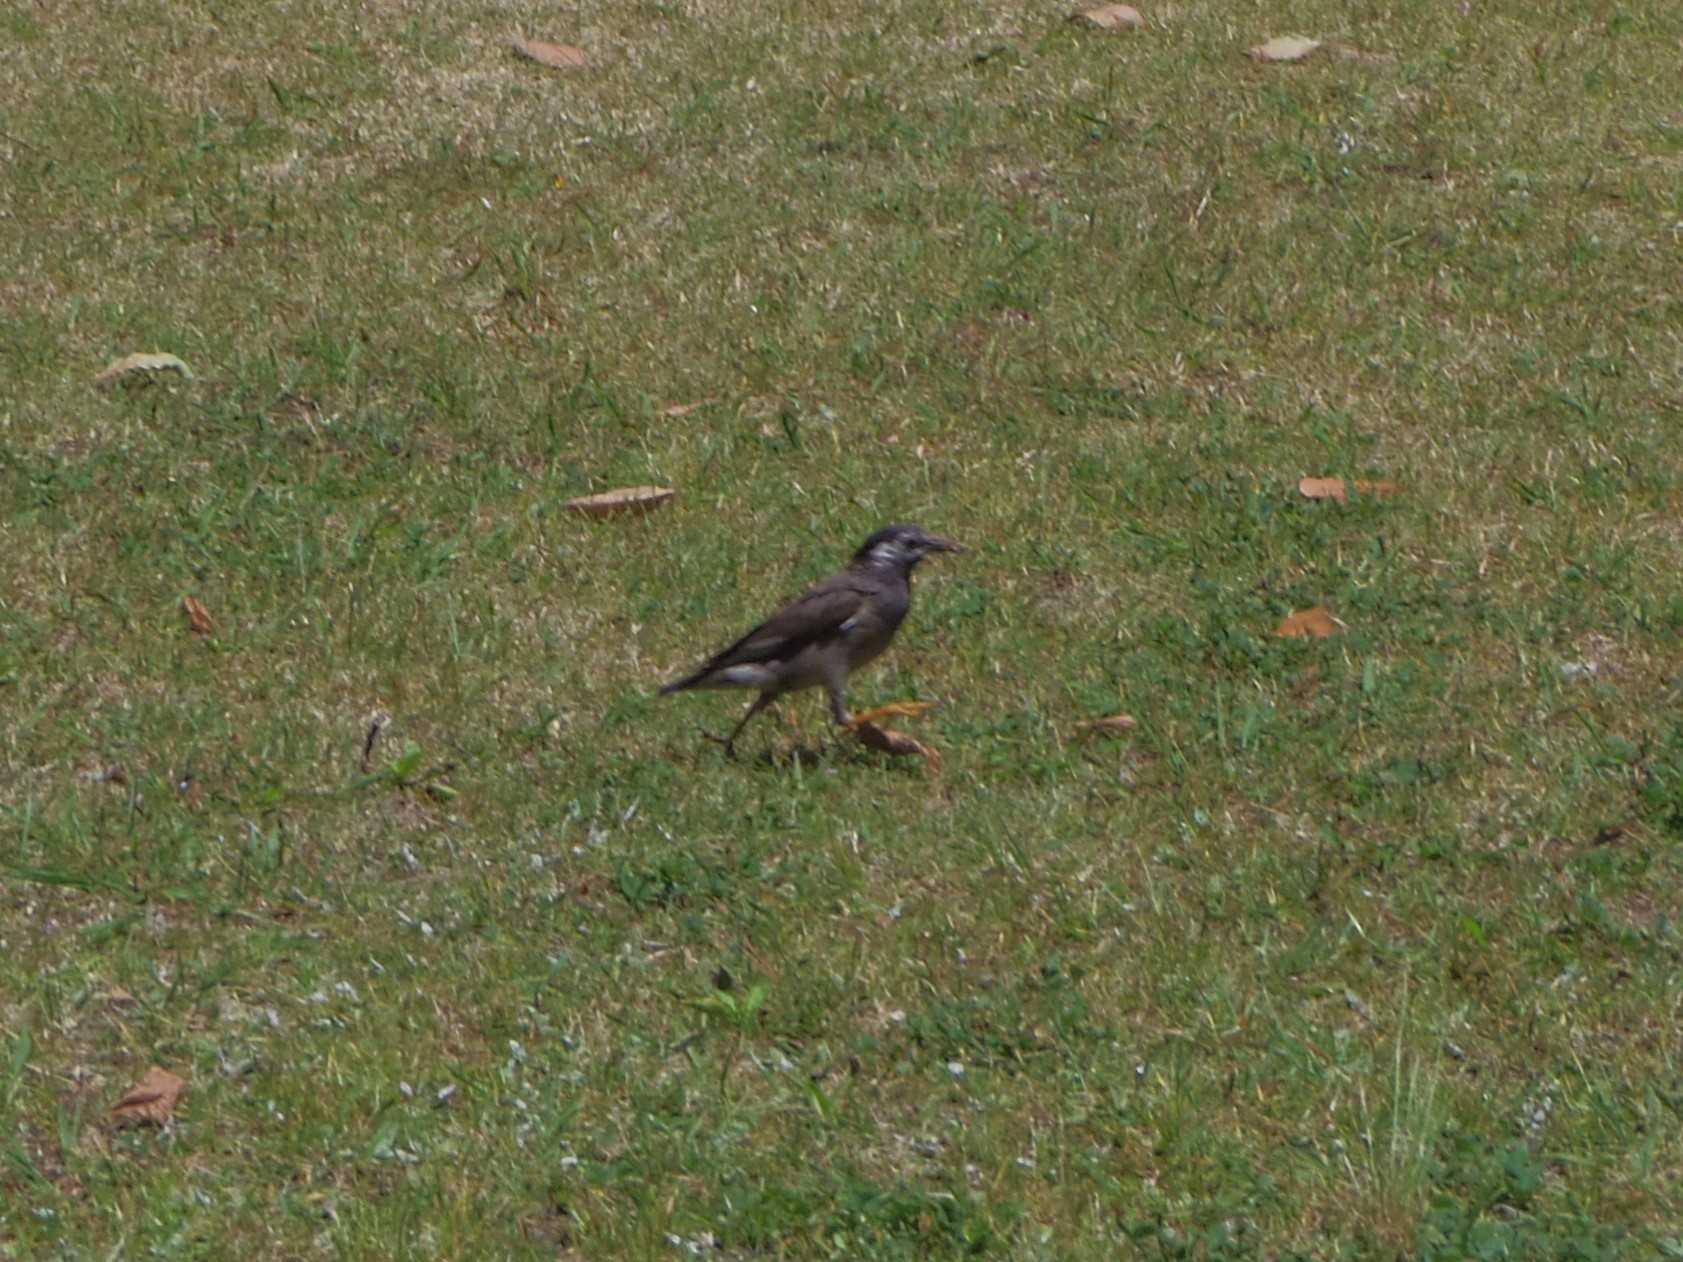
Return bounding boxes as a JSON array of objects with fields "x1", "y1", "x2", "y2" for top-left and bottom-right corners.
[
  {"x1": 657, "y1": 576, "x2": 873, "y2": 695},
  {"x1": 699, "y1": 576, "x2": 871, "y2": 670}
]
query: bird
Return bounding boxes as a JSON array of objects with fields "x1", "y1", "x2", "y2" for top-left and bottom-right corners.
[{"x1": 659, "y1": 523, "x2": 962, "y2": 756}]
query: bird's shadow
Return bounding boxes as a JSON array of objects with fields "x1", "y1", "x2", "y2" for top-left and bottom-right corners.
[
  {"x1": 691, "y1": 731, "x2": 897, "y2": 770},
  {"x1": 700, "y1": 734, "x2": 829, "y2": 768},
  {"x1": 765, "y1": 743, "x2": 831, "y2": 770}
]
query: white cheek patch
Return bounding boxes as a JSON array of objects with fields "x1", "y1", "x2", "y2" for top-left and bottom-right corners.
[{"x1": 869, "y1": 541, "x2": 905, "y2": 566}]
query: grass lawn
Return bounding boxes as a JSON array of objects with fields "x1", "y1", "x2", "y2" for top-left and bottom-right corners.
[{"x1": 4, "y1": 0, "x2": 1683, "y2": 1256}]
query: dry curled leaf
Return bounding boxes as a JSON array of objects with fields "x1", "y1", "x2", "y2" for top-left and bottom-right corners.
[
  {"x1": 656, "y1": 400, "x2": 714, "y2": 418},
  {"x1": 853, "y1": 721, "x2": 942, "y2": 772},
  {"x1": 511, "y1": 36, "x2": 589, "y2": 70},
  {"x1": 562, "y1": 486, "x2": 676, "y2": 518},
  {"x1": 1249, "y1": 36, "x2": 1321, "y2": 63},
  {"x1": 1072, "y1": 4, "x2": 1143, "y2": 29},
  {"x1": 182, "y1": 594, "x2": 214, "y2": 637},
  {"x1": 111, "y1": 1066, "x2": 186, "y2": 1127},
  {"x1": 1275, "y1": 606, "x2": 1339, "y2": 639},
  {"x1": 1298, "y1": 476, "x2": 1400, "y2": 503},
  {"x1": 94, "y1": 352, "x2": 193, "y2": 389},
  {"x1": 850, "y1": 701, "x2": 937, "y2": 726},
  {"x1": 1077, "y1": 714, "x2": 1137, "y2": 736}
]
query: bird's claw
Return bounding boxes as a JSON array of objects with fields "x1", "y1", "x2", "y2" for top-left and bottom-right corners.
[{"x1": 702, "y1": 732, "x2": 740, "y2": 759}]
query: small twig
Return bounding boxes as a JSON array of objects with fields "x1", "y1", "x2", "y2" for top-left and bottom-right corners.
[{"x1": 360, "y1": 711, "x2": 391, "y2": 772}]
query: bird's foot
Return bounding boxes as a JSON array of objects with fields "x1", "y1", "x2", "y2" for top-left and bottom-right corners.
[
  {"x1": 845, "y1": 702, "x2": 941, "y2": 772},
  {"x1": 703, "y1": 732, "x2": 740, "y2": 759}
]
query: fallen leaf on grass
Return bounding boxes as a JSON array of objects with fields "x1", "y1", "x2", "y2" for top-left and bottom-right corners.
[
  {"x1": 853, "y1": 721, "x2": 942, "y2": 772},
  {"x1": 1274, "y1": 606, "x2": 1339, "y2": 638},
  {"x1": 1071, "y1": 5, "x2": 1143, "y2": 29},
  {"x1": 94, "y1": 352, "x2": 193, "y2": 389},
  {"x1": 656, "y1": 400, "x2": 714, "y2": 418},
  {"x1": 182, "y1": 595, "x2": 214, "y2": 637},
  {"x1": 1297, "y1": 476, "x2": 1400, "y2": 503},
  {"x1": 1076, "y1": 714, "x2": 1137, "y2": 736},
  {"x1": 850, "y1": 701, "x2": 937, "y2": 726},
  {"x1": 1249, "y1": 36, "x2": 1321, "y2": 63},
  {"x1": 562, "y1": 486, "x2": 676, "y2": 518},
  {"x1": 511, "y1": 36, "x2": 589, "y2": 70},
  {"x1": 111, "y1": 1067, "x2": 186, "y2": 1127}
]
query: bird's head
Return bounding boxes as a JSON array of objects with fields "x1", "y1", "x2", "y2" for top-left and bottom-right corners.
[{"x1": 852, "y1": 523, "x2": 963, "y2": 572}]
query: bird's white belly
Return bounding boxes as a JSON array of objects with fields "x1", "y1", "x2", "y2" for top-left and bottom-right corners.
[{"x1": 711, "y1": 664, "x2": 784, "y2": 689}]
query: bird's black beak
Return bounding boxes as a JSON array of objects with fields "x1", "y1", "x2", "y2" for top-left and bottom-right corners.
[{"x1": 926, "y1": 534, "x2": 963, "y2": 554}]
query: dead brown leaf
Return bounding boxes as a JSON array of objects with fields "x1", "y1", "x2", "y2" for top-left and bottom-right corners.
[
  {"x1": 850, "y1": 701, "x2": 937, "y2": 726},
  {"x1": 94, "y1": 352, "x2": 193, "y2": 389},
  {"x1": 1274, "y1": 606, "x2": 1339, "y2": 638},
  {"x1": 511, "y1": 36, "x2": 589, "y2": 70},
  {"x1": 182, "y1": 594, "x2": 214, "y2": 636},
  {"x1": 1248, "y1": 35, "x2": 1321, "y2": 63},
  {"x1": 1297, "y1": 476, "x2": 1400, "y2": 503},
  {"x1": 656, "y1": 400, "x2": 714, "y2": 418},
  {"x1": 111, "y1": 1066, "x2": 186, "y2": 1127},
  {"x1": 1076, "y1": 714, "x2": 1137, "y2": 736},
  {"x1": 853, "y1": 721, "x2": 942, "y2": 772},
  {"x1": 562, "y1": 486, "x2": 676, "y2": 518},
  {"x1": 1072, "y1": 4, "x2": 1143, "y2": 29}
]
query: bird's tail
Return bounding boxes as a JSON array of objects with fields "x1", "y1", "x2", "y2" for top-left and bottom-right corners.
[{"x1": 658, "y1": 670, "x2": 704, "y2": 696}]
